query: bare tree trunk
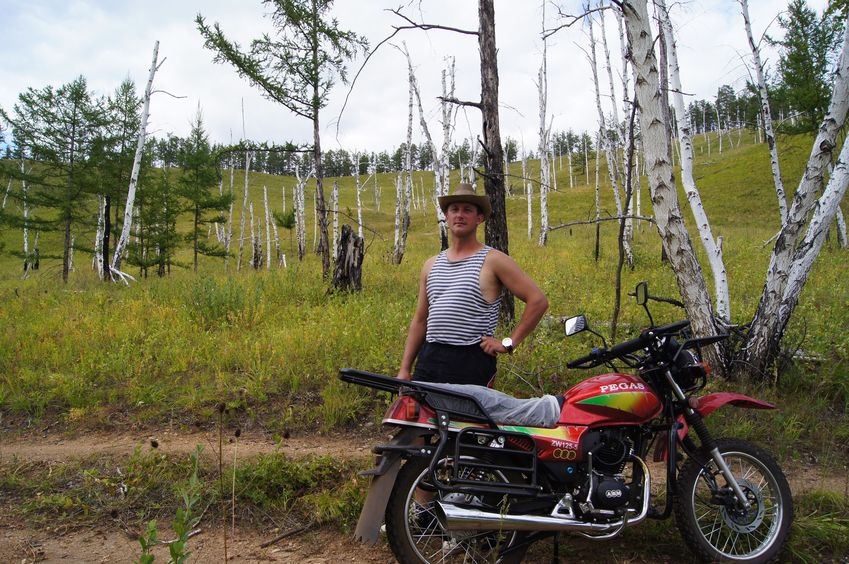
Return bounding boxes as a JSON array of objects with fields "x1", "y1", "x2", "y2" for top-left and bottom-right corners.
[
  {"x1": 657, "y1": 0, "x2": 730, "y2": 322},
  {"x1": 595, "y1": 131, "x2": 602, "y2": 261},
  {"x1": 111, "y1": 40, "x2": 159, "y2": 281},
  {"x1": 237, "y1": 126, "x2": 252, "y2": 271},
  {"x1": 538, "y1": 3, "x2": 550, "y2": 247},
  {"x1": 744, "y1": 24, "x2": 849, "y2": 375},
  {"x1": 331, "y1": 179, "x2": 339, "y2": 260},
  {"x1": 224, "y1": 151, "x2": 235, "y2": 271},
  {"x1": 478, "y1": 0, "x2": 513, "y2": 321},
  {"x1": 522, "y1": 145, "x2": 532, "y2": 240},
  {"x1": 588, "y1": 5, "x2": 632, "y2": 264},
  {"x1": 622, "y1": 0, "x2": 719, "y2": 359},
  {"x1": 264, "y1": 185, "x2": 272, "y2": 270},
  {"x1": 94, "y1": 194, "x2": 105, "y2": 277}
]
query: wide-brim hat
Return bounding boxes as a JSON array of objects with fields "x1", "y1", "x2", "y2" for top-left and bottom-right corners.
[{"x1": 438, "y1": 183, "x2": 492, "y2": 219}]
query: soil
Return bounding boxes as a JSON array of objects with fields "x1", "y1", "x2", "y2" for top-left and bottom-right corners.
[{"x1": 1, "y1": 426, "x2": 846, "y2": 563}]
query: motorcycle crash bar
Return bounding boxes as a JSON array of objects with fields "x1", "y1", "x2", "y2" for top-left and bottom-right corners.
[{"x1": 434, "y1": 457, "x2": 651, "y2": 533}]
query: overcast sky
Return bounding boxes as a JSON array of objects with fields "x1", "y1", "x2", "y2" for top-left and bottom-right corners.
[{"x1": 0, "y1": 0, "x2": 830, "y2": 154}]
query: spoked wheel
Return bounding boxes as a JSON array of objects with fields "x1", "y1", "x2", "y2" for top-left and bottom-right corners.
[
  {"x1": 385, "y1": 455, "x2": 527, "y2": 564},
  {"x1": 675, "y1": 438, "x2": 793, "y2": 563}
]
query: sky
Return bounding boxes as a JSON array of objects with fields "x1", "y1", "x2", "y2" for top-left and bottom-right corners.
[{"x1": 0, "y1": 0, "x2": 831, "y2": 154}]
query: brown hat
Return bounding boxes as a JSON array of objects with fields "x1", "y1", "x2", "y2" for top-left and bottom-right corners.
[{"x1": 438, "y1": 183, "x2": 491, "y2": 219}]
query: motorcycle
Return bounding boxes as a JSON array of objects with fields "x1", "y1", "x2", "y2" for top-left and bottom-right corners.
[{"x1": 340, "y1": 281, "x2": 793, "y2": 563}]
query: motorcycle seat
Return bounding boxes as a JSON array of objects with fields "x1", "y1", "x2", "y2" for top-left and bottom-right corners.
[{"x1": 422, "y1": 383, "x2": 561, "y2": 428}]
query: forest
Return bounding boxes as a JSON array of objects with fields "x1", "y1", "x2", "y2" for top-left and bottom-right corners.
[{"x1": 1, "y1": 0, "x2": 848, "y2": 562}]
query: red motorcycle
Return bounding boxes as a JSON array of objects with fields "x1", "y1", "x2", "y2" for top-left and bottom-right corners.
[{"x1": 341, "y1": 282, "x2": 793, "y2": 563}]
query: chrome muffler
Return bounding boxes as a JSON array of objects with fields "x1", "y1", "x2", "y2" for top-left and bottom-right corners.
[{"x1": 435, "y1": 457, "x2": 651, "y2": 533}]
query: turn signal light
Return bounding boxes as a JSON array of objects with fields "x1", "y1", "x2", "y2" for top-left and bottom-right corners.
[{"x1": 700, "y1": 361, "x2": 711, "y2": 376}]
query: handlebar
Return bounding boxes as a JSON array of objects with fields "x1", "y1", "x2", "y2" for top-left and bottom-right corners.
[{"x1": 567, "y1": 319, "x2": 692, "y2": 369}]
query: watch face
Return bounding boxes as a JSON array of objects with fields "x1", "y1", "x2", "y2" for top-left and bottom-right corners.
[{"x1": 502, "y1": 338, "x2": 513, "y2": 349}]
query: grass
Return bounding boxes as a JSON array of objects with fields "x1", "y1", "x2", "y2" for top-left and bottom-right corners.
[{"x1": 0, "y1": 128, "x2": 848, "y2": 558}]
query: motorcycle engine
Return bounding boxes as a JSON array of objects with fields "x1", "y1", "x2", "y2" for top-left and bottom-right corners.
[
  {"x1": 580, "y1": 429, "x2": 634, "y2": 511},
  {"x1": 593, "y1": 477, "x2": 630, "y2": 510}
]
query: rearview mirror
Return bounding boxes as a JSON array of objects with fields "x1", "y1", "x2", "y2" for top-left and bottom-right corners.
[
  {"x1": 564, "y1": 315, "x2": 588, "y2": 336},
  {"x1": 635, "y1": 281, "x2": 649, "y2": 306}
]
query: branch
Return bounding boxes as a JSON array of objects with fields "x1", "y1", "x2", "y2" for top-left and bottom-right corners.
[
  {"x1": 548, "y1": 215, "x2": 657, "y2": 232},
  {"x1": 545, "y1": 4, "x2": 609, "y2": 40},
  {"x1": 150, "y1": 90, "x2": 187, "y2": 99},
  {"x1": 335, "y1": 7, "x2": 477, "y2": 139},
  {"x1": 388, "y1": 9, "x2": 479, "y2": 36},
  {"x1": 438, "y1": 96, "x2": 481, "y2": 110}
]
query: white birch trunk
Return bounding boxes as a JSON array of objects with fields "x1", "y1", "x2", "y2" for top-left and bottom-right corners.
[
  {"x1": 588, "y1": 6, "x2": 631, "y2": 262},
  {"x1": 622, "y1": 0, "x2": 717, "y2": 344},
  {"x1": 778, "y1": 137, "x2": 849, "y2": 331},
  {"x1": 522, "y1": 147, "x2": 532, "y2": 240},
  {"x1": 658, "y1": 0, "x2": 730, "y2": 322},
  {"x1": 411, "y1": 56, "x2": 448, "y2": 244},
  {"x1": 746, "y1": 23, "x2": 849, "y2": 368},
  {"x1": 568, "y1": 149, "x2": 574, "y2": 188},
  {"x1": 584, "y1": 136, "x2": 590, "y2": 185},
  {"x1": 22, "y1": 164, "x2": 31, "y2": 275},
  {"x1": 392, "y1": 173, "x2": 402, "y2": 258},
  {"x1": 264, "y1": 185, "x2": 272, "y2": 270},
  {"x1": 69, "y1": 235, "x2": 75, "y2": 273},
  {"x1": 224, "y1": 151, "x2": 235, "y2": 271},
  {"x1": 111, "y1": 40, "x2": 159, "y2": 278},
  {"x1": 237, "y1": 150, "x2": 252, "y2": 271},
  {"x1": 538, "y1": 4, "x2": 550, "y2": 247},
  {"x1": 2, "y1": 177, "x2": 11, "y2": 209},
  {"x1": 332, "y1": 180, "x2": 339, "y2": 259},
  {"x1": 740, "y1": 0, "x2": 788, "y2": 225},
  {"x1": 94, "y1": 194, "x2": 105, "y2": 277},
  {"x1": 353, "y1": 152, "x2": 363, "y2": 239},
  {"x1": 836, "y1": 207, "x2": 848, "y2": 248}
]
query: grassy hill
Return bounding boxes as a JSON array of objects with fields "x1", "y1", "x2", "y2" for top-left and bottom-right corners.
[
  {"x1": 1, "y1": 129, "x2": 848, "y2": 560},
  {"x1": 0, "y1": 129, "x2": 847, "y2": 446}
]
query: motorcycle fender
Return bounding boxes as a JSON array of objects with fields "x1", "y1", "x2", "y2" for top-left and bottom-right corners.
[
  {"x1": 677, "y1": 392, "x2": 775, "y2": 441},
  {"x1": 354, "y1": 427, "x2": 431, "y2": 545},
  {"x1": 655, "y1": 393, "x2": 775, "y2": 461}
]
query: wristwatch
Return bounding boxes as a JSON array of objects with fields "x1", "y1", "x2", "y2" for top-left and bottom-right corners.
[{"x1": 501, "y1": 337, "x2": 514, "y2": 354}]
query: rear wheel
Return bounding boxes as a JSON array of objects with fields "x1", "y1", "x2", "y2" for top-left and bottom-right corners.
[
  {"x1": 385, "y1": 455, "x2": 528, "y2": 564},
  {"x1": 675, "y1": 438, "x2": 793, "y2": 563}
]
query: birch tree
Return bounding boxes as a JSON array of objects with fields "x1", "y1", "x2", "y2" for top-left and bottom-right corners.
[
  {"x1": 538, "y1": 3, "x2": 551, "y2": 247},
  {"x1": 740, "y1": 0, "x2": 788, "y2": 225},
  {"x1": 657, "y1": 0, "x2": 730, "y2": 322},
  {"x1": 743, "y1": 23, "x2": 849, "y2": 376},
  {"x1": 110, "y1": 42, "x2": 160, "y2": 281},
  {"x1": 198, "y1": 0, "x2": 366, "y2": 280},
  {"x1": 621, "y1": 0, "x2": 719, "y2": 356}
]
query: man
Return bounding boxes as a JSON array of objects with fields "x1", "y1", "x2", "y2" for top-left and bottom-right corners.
[{"x1": 398, "y1": 183, "x2": 548, "y2": 385}]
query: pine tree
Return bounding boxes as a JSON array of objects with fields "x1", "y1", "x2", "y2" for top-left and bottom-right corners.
[
  {"x1": 770, "y1": 0, "x2": 842, "y2": 131},
  {"x1": 1, "y1": 76, "x2": 105, "y2": 282},
  {"x1": 197, "y1": 0, "x2": 366, "y2": 280},
  {"x1": 177, "y1": 108, "x2": 231, "y2": 272}
]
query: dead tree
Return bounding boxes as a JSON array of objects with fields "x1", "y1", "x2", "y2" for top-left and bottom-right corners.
[
  {"x1": 332, "y1": 224, "x2": 364, "y2": 292},
  {"x1": 111, "y1": 41, "x2": 162, "y2": 284}
]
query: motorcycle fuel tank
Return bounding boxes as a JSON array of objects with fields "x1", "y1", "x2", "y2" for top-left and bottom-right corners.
[{"x1": 557, "y1": 373, "x2": 662, "y2": 426}]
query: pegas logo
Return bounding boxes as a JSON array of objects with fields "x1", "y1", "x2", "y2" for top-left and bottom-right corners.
[{"x1": 599, "y1": 382, "x2": 646, "y2": 393}]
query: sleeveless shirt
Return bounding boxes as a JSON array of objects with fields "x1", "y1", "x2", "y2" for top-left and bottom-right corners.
[{"x1": 425, "y1": 246, "x2": 501, "y2": 345}]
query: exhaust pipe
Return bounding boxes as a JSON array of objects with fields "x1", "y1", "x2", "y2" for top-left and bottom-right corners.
[{"x1": 435, "y1": 458, "x2": 651, "y2": 533}]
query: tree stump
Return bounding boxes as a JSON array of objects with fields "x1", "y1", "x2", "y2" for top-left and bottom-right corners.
[{"x1": 332, "y1": 224, "x2": 364, "y2": 292}]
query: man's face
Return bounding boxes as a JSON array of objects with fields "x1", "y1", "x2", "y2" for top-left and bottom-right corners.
[{"x1": 446, "y1": 202, "x2": 484, "y2": 235}]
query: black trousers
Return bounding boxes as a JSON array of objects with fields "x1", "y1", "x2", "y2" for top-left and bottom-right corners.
[{"x1": 413, "y1": 341, "x2": 496, "y2": 387}]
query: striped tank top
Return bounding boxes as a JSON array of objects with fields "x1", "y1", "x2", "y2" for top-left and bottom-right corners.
[{"x1": 425, "y1": 246, "x2": 501, "y2": 345}]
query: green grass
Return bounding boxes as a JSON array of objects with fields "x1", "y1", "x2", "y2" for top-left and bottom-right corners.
[{"x1": 1, "y1": 127, "x2": 848, "y2": 559}]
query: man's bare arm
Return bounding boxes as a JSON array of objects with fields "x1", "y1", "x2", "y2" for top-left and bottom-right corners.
[{"x1": 398, "y1": 256, "x2": 436, "y2": 380}]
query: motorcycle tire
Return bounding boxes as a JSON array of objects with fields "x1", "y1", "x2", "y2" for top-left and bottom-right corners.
[
  {"x1": 385, "y1": 454, "x2": 529, "y2": 564},
  {"x1": 675, "y1": 438, "x2": 793, "y2": 563}
]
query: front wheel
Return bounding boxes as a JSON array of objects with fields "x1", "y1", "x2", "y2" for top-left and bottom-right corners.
[
  {"x1": 385, "y1": 454, "x2": 527, "y2": 564},
  {"x1": 675, "y1": 438, "x2": 793, "y2": 563}
]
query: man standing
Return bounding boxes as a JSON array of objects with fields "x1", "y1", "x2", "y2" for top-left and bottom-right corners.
[{"x1": 398, "y1": 183, "x2": 548, "y2": 385}]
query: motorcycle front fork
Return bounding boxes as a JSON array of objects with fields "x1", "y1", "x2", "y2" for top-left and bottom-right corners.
[{"x1": 664, "y1": 371, "x2": 751, "y2": 510}]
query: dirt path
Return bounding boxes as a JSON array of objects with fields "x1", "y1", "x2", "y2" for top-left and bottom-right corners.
[
  {"x1": 1, "y1": 427, "x2": 847, "y2": 563},
  {"x1": 0, "y1": 428, "x2": 379, "y2": 464}
]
